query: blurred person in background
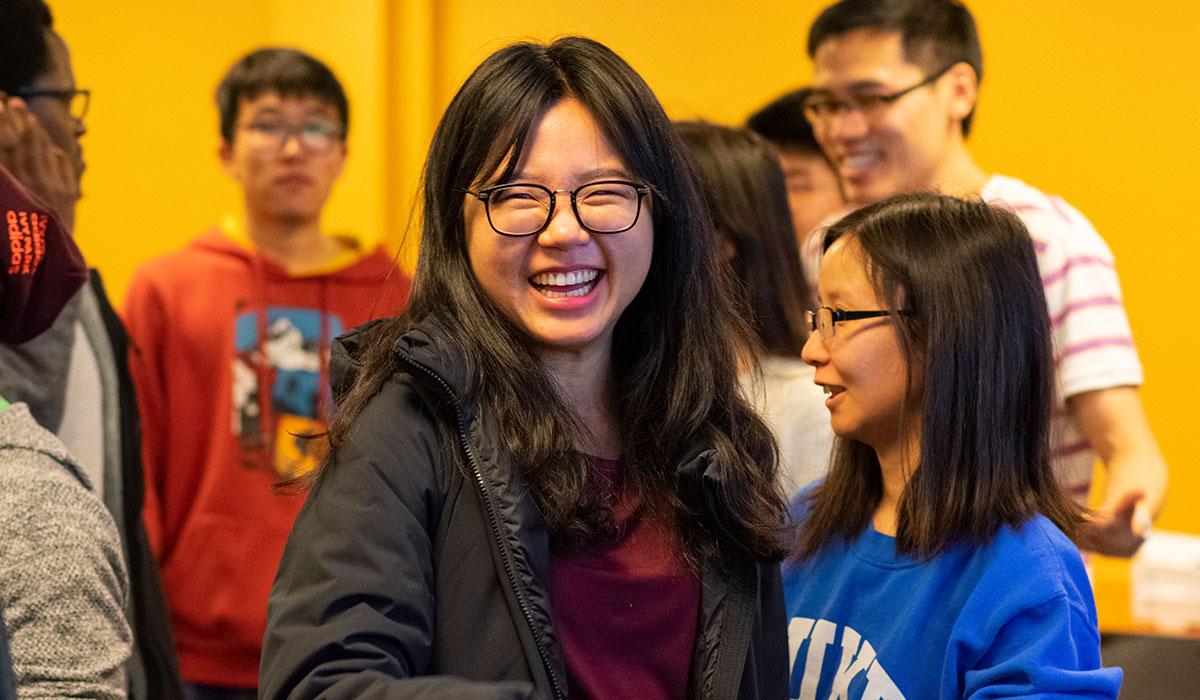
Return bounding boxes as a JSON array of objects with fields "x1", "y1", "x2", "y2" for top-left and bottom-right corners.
[
  {"x1": 0, "y1": 159, "x2": 130, "y2": 697},
  {"x1": 677, "y1": 120, "x2": 833, "y2": 494},
  {"x1": 746, "y1": 87, "x2": 843, "y2": 251},
  {"x1": 802, "y1": 0, "x2": 1166, "y2": 556},
  {"x1": 0, "y1": 0, "x2": 181, "y2": 696},
  {"x1": 123, "y1": 47, "x2": 410, "y2": 698}
]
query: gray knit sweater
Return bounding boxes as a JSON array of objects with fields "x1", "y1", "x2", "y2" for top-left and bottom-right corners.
[{"x1": 0, "y1": 403, "x2": 130, "y2": 698}]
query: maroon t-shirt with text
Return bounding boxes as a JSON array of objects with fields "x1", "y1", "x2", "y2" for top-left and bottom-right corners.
[{"x1": 548, "y1": 457, "x2": 701, "y2": 699}]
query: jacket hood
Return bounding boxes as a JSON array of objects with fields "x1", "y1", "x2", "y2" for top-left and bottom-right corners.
[
  {"x1": 0, "y1": 402, "x2": 91, "y2": 490},
  {"x1": 329, "y1": 316, "x2": 472, "y2": 407},
  {"x1": 188, "y1": 228, "x2": 392, "y2": 283}
]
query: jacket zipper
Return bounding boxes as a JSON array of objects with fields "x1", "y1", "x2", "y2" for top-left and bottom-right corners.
[{"x1": 397, "y1": 353, "x2": 568, "y2": 700}]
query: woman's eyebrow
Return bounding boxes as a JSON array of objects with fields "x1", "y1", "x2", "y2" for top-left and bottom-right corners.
[{"x1": 499, "y1": 167, "x2": 633, "y2": 185}]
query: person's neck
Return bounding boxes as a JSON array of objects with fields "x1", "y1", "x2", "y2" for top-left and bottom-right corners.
[
  {"x1": 539, "y1": 343, "x2": 620, "y2": 459},
  {"x1": 871, "y1": 430, "x2": 920, "y2": 537},
  {"x1": 244, "y1": 211, "x2": 341, "y2": 270},
  {"x1": 60, "y1": 203, "x2": 77, "y2": 237},
  {"x1": 930, "y1": 141, "x2": 990, "y2": 199}
]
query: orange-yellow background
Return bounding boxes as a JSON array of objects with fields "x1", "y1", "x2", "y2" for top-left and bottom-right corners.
[{"x1": 54, "y1": 1, "x2": 1198, "y2": 532}]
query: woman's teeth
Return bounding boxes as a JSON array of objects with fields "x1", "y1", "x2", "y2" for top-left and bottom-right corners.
[
  {"x1": 530, "y1": 269, "x2": 599, "y2": 286},
  {"x1": 530, "y1": 269, "x2": 600, "y2": 298},
  {"x1": 542, "y1": 286, "x2": 591, "y2": 298}
]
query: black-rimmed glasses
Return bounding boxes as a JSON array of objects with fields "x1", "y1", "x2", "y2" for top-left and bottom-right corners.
[
  {"x1": 11, "y1": 88, "x2": 90, "y2": 120},
  {"x1": 806, "y1": 306, "x2": 907, "y2": 339},
  {"x1": 802, "y1": 64, "x2": 955, "y2": 123},
  {"x1": 466, "y1": 179, "x2": 652, "y2": 237},
  {"x1": 240, "y1": 121, "x2": 344, "y2": 154}
]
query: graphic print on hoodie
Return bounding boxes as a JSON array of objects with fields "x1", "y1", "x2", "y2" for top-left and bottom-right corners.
[
  {"x1": 232, "y1": 306, "x2": 344, "y2": 479},
  {"x1": 124, "y1": 225, "x2": 411, "y2": 687}
]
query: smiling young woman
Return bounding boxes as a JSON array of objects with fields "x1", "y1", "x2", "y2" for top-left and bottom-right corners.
[
  {"x1": 784, "y1": 193, "x2": 1121, "y2": 698},
  {"x1": 259, "y1": 36, "x2": 790, "y2": 699}
]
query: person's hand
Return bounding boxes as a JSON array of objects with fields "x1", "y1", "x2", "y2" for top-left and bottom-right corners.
[
  {"x1": 1076, "y1": 489, "x2": 1153, "y2": 558},
  {"x1": 0, "y1": 93, "x2": 79, "y2": 230}
]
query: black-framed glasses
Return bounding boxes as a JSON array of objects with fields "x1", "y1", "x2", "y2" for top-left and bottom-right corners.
[
  {"x1": 806, "y1": 306, "x2": 907, "y2": 339},
  {"x1": 240, "y1": 121, "x2": 344, "y2": 154},
  {"x1": 11, "y1": 88, "x2": 90, "y2": 120},
  {"x1": 466, "y1": 179, "x2": 652, "y2": 237},
  {"x1": 802, "y1": 64, "x2": 955, "y2": 123}
]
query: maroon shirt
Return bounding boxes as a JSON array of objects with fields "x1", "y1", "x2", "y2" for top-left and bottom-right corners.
[{"x1": 549, "y1": 458, "x2": 701, "y2": 699}]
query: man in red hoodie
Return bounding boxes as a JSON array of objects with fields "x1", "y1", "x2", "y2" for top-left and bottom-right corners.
[{"x1": 124, "y1": 48, "x2": 410, "y2": 697}]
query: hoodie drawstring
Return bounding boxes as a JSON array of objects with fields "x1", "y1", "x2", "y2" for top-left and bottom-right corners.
[
  {"x1": 318, "y1": 277, "x2": 330, "y2": 421},
  {"x1": 252, "y1": 254, "x2": 274, "y2": 470}
]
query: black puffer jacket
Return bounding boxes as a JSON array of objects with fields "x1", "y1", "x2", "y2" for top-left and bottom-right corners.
[{"x1": 259, "y1": 320, "x2": 788, "y2": 699}]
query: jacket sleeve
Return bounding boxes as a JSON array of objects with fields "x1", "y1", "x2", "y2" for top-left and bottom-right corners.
[
  {"x1": 0, "y1": 456, "x2": 132, "y2": 698},
  {"x1": 258, "y1": 375, "x2": 537, "y2": 700},
  {"x1": 121, "y1": 268, "x2": 168, "y2": 557},
  {"x1": 963, "y1": 593, "x2": 1123, "y2": 699}
]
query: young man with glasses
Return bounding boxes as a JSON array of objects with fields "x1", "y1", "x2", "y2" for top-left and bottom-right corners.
[
  {"x1": 801, "y1": 0, "x2": 1167, "y2": 558},
  {"x1": 123, "y1": 47, "x2": 410, "y2": 697},
  {"x1": 0, "y1": 1, "x2": 182, "y2": 697}
]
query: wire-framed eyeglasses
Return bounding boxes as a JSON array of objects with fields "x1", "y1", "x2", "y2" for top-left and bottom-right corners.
[
  {"x1": 240, "y1": 121, "x2": 344, "y2": 154},
  {"x1": 802, "y1": 64, "x2": 955, "y2": 123},
  {"x1": 806, "y1": 306, "x2": 908, "y2": 339},
  {"x1": 466, "y1": 179, "x2": 652, "y2": 237}
]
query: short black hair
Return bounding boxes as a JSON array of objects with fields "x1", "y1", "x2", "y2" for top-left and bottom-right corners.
[
  {"x1": 808, "y1": 0, "x2": 983, "y2": 136},
  {"x1": 746, "y1": 88, "x2": 823, "y2": 155},
  {"x1": 0, "y1": 0, "x2": 54, "y2": 94},
  {"x1": 216, "y1": 47, "x2": 349, "y2": 143}
]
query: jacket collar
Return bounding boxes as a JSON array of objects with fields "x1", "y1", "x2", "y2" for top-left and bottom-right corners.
[
  {"x1": 330, "y1": 316, "x2": 470, "y2": 404},
  {"x1": 331, "y1": 316, "x2": 757, "y2": 556}
]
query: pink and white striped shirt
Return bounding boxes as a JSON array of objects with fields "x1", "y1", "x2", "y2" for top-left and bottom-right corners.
[{"x1": 984, "y1": 175, "x2": 1142, "y2": 495}]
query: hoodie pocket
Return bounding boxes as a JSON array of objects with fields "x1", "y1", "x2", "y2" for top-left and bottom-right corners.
[{"x1": 161, "y1": 510, "x2": 293, "y2": 655}]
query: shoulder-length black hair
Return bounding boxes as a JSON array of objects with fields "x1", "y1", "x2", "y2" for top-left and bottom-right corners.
[
  {"x1": 794, "y1": 193, "x2": 1082, "y2": 560},
  {"x1": 675, "y1": 120, "x2": 814, "y2": 357},
  {"x1": 329, "y1": 37, "x2": 787, "y2": 564}
]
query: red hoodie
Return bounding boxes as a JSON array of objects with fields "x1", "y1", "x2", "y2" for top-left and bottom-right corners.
[{"x1": 124, "y1": 228, "x2": 410, "y2": 687}]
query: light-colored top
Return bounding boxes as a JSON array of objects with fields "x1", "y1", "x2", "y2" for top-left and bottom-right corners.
[
  {"x1": 982, "y1": 175, "x2": 1143, "y2": 494},
  {"x1": 58, "y1": 320, "x2": 104, "y2": 500},
  {"x1": 742, "y1": 355, "x2": 834, "y2": 496},
  {"x1": 0, "y1": 402, "x2": 131, "y2": 698}
]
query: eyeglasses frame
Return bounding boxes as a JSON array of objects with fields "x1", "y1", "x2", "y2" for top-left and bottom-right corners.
[
  {"x1": 239, "y1": 120, "x2": 345, "y2": 154},
  {"x1": 465, "y1": 179, "x2": 652, "y2": 238},
  {"x1": 10, "y1": 87, "x2": 90, "y2": 121},
  {"x1": 802, "y1": 63, "x2": 957, "y2": 123},
  {"x1": 806, "y1": 306, "x2": 911, "y2": 339}
]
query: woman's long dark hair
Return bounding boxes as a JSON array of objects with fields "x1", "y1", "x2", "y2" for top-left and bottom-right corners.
[
  {"x1": 328, "y1": 37, "x2": 788, "y2": 564},
  {"x1": 675, "y1": 121, "x2": 814, "y2": 357},
  {"x1": 794, "y1": 193, "x2": 1082, "y2": 560}
]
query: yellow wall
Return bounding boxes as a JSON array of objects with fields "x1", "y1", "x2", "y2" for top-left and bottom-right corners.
[{"x1": 53, "y1": 1, "x2": 1199, "y2": 532}]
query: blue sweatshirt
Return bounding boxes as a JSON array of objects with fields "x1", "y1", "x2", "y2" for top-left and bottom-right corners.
[{"x1": 782, "y1": 501, "x2": 1121, "y2": 699}]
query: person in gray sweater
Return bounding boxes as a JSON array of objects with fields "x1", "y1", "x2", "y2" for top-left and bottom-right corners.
[
  {"x1": 0, "y1": 138, "x2": 131, "y2": 692},
  {"x1": 0, "y1": 403, "x2": 130, "y2": 698}
]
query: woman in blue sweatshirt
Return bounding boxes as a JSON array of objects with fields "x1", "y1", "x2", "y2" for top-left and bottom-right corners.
[{"x1": 783, "y1": 193, "x2": 1121, "y2": 699}]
